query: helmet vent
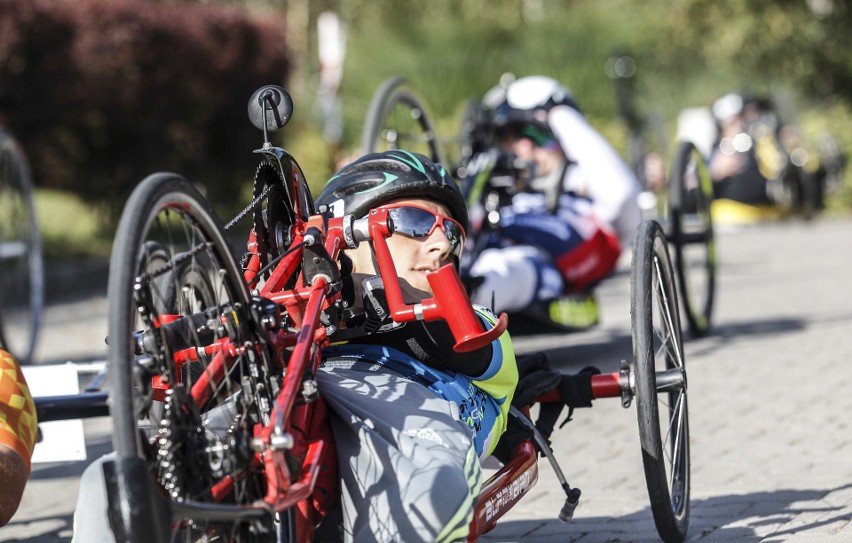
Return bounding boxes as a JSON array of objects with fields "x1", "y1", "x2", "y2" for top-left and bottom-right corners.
[
  {"x1": 337, "y1": 180, "x2": 379, "y2": 195},
  {"x1": 348, "y1": 159, "x2": 411, "y2": 174}
]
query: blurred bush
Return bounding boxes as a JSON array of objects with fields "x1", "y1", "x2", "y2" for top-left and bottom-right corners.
[{"x1": 0, "y1": 0, "x2": 291, "y2": 223}]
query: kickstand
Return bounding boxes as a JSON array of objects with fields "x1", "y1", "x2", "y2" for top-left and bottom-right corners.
[{"x1": 509, "y1": 406, "x2": 581, "y2": 522}]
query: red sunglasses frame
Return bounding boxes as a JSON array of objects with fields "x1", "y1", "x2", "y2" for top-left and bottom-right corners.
[{"x1": 378, "y1": 203, "x2": 467, "y2": 258}]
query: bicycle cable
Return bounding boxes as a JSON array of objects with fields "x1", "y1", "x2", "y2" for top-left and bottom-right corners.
[{"x1": 248, "y1": 241, "x2": 306, "y2": 288}]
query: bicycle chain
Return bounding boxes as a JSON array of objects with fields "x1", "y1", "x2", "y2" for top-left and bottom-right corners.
[
  {"x1": 156, "y1": 388, "x2": 213, "y2": 501},
  {"x1": 251, "y1": 163, "x2": 293, "y2": 279}
]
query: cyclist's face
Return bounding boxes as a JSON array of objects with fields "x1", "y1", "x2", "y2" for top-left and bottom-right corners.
[
  {"x1": 349, "y1": 198, "x2": 457, "y2": 295},
  {"x1": 502, "y1": 135, "x2": 563, "y2": 177}
]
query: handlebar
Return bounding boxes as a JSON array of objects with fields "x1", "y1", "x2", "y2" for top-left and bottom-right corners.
[{"x1": 361, "y1": 208, "x2": 508, "y2": 352}]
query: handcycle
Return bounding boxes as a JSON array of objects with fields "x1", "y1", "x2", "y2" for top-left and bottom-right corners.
[
  {"x1": 101, "y1": 84, "x2": 689, "y2": 543},
  {"x1": 360, "y1": 76, "x2": 715, "y2": 338},
  {"x1": 0, "y1": 127, "x2": 44, "y2": 363},
  {"x1": 741, "y1": 95, "x2": 822, "y2": 219},
  {"x1": 604, "y1": 58, "x2": 716, "y2": 338},
  {"x1": 360, "y1": 76, "x2": 446, "y2": 167}
]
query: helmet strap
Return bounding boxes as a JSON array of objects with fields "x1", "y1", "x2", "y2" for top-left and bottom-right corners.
[{"x1": 368, "y1": 241, "x2": 382, "y2": 276}]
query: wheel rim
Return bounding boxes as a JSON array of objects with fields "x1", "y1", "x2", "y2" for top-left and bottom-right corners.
[
  {"x1": 363, "y1": 79, "x2": 443, "y2": 164},
  {"x1": 649, "y1": 239, "x2": 690, "y2": 523},
  {"x1": 632, "y1": 221, "x2": 690, "y2": 542},
  {"x1": 379, "y1": 94, "x2": 438, "y2": 159}
]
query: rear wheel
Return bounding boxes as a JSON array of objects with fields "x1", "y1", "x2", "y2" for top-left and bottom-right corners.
[
  {"x1": 631, "y1": 220, "x2": 690, "y2": 543},
  {"x1": 361, "y1": 77, "x2": 443, "y2": 164},
  {"x1": 0, "y1": 130, "x2": 43, "y2": 363},
  {"x1": 108, "y1": 173, "x2": 278, "y2": 542},
  {"x1": 668, "y1": 141, "x2": 715, "y2": 338}
]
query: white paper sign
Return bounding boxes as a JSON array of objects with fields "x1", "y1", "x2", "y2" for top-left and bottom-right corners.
[{"x1": 22, "y1": 363, "x2": 87, "y2": 463}]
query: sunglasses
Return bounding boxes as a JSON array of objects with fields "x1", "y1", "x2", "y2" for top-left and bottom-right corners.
[
  {"x1": 380, "y1": 204, "x2": 466, "y2": 260},
  {"x1": 520, "y1": 125, "x2": 558, "y2": 147},
  {"x1": 497, "y1": 124, "x2": 557, "y2": 148}
]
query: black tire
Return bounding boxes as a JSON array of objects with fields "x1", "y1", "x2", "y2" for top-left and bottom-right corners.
[
  {"x1": 793, "y1": 167, "x2": 820, "y2": 220},
  {"x1": 630, "y1": 220, "x2": 690, "y2": 543},
  {"x1": 108, "y1": 173, "x2": 277, "y2": 542},
  {"x1": 360, "y1": 77, "x2": 444, "y2": 165},
  {"x1": 668, "y1": 141, "x2": 715, "y2": 338},
  {"x1": 0, "y1": 129, "x2": 43, "y2": 364},
  {"x1": 456, "y1": 98, "x2": 492, "y2": 171}
]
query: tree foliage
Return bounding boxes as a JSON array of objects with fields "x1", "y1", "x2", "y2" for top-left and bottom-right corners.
[
  {"x1": 0, "y1": 0, "x2": 291, "y2": 220},
  {"x1": 326, "y1": 0, "x2": 852, "y2": 205},
  {"x1": 660, "y1": 0, "x2": 851, "y2": 103}
]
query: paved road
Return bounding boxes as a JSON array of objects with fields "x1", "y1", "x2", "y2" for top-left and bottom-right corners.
[{"x1": 2, "y1": 216, "x2": 852, "y2": 542}]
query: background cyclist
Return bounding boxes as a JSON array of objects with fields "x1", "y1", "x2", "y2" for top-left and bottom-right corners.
[
  {"x1": 460, "y1": 75, "x2": 642, "y2": 329},
  {"x1": 708, "y1": 91, "x2": 779, "y2": 207}
]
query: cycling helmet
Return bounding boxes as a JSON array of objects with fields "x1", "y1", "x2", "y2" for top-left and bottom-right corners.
[
  {"x1": 712, "y1": 92, "x2": 745, "y2": 124},
  {"x1": 487, "y1": 75, "x2": 579, "y2": 132},
  {"x1": 316, "y1": 150, "x2": 468, "y2": 232}
]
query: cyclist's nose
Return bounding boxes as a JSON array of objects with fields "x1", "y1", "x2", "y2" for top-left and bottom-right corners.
[
  {"x1": 512, "y1": 138, "x2": 535, "y2": 158},
  {"x1": 424, "y1": 227, "x2": 453, "y2": 261}
]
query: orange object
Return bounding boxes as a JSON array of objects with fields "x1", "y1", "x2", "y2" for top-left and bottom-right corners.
[{"x1": 0, "y1": 350, "x2": 38, "y2": 471}]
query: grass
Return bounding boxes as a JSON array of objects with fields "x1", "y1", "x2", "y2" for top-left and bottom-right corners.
[
  {"x1": 33, "y1": 183, "x2": 264, "y2": 261},
  {"x1": 34, "y1": 188, "x2": 114, "y2": 259}
]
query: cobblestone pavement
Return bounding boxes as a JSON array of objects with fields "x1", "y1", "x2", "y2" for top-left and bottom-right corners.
[
  {"x1": 2, "y1": 216, "x2": 852, "y2": 543},
  {"x1": 482, "y1": 216, "x2": 852, "y2": 542}
]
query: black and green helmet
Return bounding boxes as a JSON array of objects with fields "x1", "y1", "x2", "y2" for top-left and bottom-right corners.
[{"x1": 316, "y1": 150, "x2": 468, "y2": 232}]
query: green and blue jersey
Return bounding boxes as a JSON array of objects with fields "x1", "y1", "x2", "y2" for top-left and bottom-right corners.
[{"x1": 322, "y1": 306, "x2": 517, "y2": 459}]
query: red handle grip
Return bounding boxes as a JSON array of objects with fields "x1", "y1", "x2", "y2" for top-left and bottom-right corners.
[{"x1": 425, "y1": 265, "x2": 508, "y2": 352}]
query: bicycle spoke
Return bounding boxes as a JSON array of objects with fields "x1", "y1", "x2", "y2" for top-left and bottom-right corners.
[{"x1": 663, "y1": 391, "x2": 685, "y2": 476}]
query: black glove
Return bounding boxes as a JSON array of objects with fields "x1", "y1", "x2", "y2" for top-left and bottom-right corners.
[
  {"x1": 512, "y1": 351, "x2": 561, "y2": 408},
  {"x1": 535, "y1": 366, "x2": 601, "y2": 439},
  {"x1": 493, "y1": 359, "x2": 601, "y2": 463}
]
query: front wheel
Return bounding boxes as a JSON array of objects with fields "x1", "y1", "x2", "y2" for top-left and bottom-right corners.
[
  {"x1": 107, "y1": 173, "x2": 278, "y2": 542},
  {"x1": 360, "y1": 77, "x2": 444, "y2": 164},
  {"x1": 631, "y1": 220, "x2": 690, "y2": 543},
  {"x1": 668, "y1": 140, "x2": 715, "y2": 338}
]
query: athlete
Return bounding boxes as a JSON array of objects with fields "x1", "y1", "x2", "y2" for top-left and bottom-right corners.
[
  {"x1": 313, "y1": 150, "x2": 518, "y2": 542},
  {"x1": 460, "y1": 75, "x2": 642, "y2": 328},
  {"x1": 74, "y1": 150, "x2": 595, "y2": 543},
  {"x1": 73, "y1": 151, "x2": 518, "y2": 543}
]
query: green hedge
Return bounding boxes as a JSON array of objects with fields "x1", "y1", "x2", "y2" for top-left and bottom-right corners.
[{"x1": 0, "y1": 0, "x2": 291, "y2": 222}]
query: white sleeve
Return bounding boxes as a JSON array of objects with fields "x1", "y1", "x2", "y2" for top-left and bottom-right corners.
[{"x1": 548, "y1": 105, "x2": 642, "y2": 246}]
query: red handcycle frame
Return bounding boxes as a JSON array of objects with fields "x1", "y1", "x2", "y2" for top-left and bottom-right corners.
[
  {"x1": 139, "y1": 156, "x2": 640, "y2": 542},
  {"x1": 101, "y1": 86, "x2": 687, "y2": 543}
]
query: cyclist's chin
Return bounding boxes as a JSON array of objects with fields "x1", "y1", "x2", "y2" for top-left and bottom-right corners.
[{"x1": 399, "y1": 273, "x2": 434, "y2": 300}]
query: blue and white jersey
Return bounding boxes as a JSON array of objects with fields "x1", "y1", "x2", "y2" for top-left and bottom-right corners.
[{"x1": 322, "y1": 307, "x2": 517, "y2": 459}]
